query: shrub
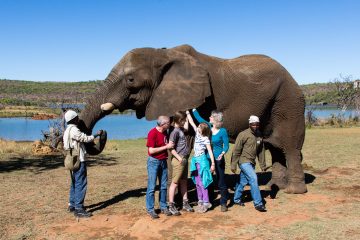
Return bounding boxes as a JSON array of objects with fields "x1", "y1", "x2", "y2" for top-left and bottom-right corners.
[{"x1": 305, "y1": 109, "x2": 317, "y2": 128}]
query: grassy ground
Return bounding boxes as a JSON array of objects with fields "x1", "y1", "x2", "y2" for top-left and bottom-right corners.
[{"x1": 0, "y1": 128, "x2": 359, "y2": 239}]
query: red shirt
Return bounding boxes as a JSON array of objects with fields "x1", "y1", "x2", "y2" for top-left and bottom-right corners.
[{"x1": 146, "y1": 127, "x2": 168, "y2": 160}]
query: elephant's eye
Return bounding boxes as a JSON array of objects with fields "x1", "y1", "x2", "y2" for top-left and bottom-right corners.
[{"x1": 127, "y1": 77, "x2": 134, "y2": 84}]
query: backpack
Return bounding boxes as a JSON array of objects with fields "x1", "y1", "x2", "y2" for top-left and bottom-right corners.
[{"x1": 64, "y1": 126, "x2": 80, "y2": 171}]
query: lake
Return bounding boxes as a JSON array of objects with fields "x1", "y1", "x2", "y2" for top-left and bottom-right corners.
[
  {"x1": 305, "y1": 106, "x2": 358, "y2": 119},
  {"x1": 0, "y1": 108, "x2": 358, "y2": 141},
  {"x1": 0, "y1": 114, "x2": 156, "y2": 141}
]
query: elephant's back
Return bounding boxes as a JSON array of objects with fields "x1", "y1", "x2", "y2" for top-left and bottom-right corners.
[
  {"x1": 224, "y1": 54, "x2": 303, "y2": 97},
  {"x1": 221, "y1": 54, "x2": 304, "y2": 135},
  {"x1": 226, "y1": 55, "x2": 288, "y2": 80}
]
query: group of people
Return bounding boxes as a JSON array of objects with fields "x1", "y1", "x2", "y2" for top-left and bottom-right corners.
[
  {"x1": 62, "y1": 108, "x2": 267, "y2": 219},
  {"x1": 145, "y1": 109, "x2": 267, "y2": 219}
]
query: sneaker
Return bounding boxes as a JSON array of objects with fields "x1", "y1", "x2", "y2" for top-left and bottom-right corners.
[
  {"x1": 160, "y1": 208, "x2": 172, "y2": 216},
  {"x1": 182, "y1": 200, "x2": 194, "y2": 212},
  {"x1": 67, "y1": 206, "x2": 75, "y2": 213},
  {"x1": 148, "y1": 211, "x2": 160, "y2": 219},
  {"x1": 255, "y1": 204, "x2": 267, "y2": 212},
  {"x1": 74, "y1": 208, "x2": 92, "y2": 218},
  {"x1": 220, "y1": 204, "x2": 228, "y2": 212},
  {"x1": 196, "y1": 204, "x2": 207, "y2": 213},
  {"x1": 168, "y1": 203, "x2": 181, "y2": 216},
  {"x1": 203, "y1": 202, "x2": 212, "y2": 210},
  {"x1": 234, "y1": 201, "x2": 245, "y2": 207}
]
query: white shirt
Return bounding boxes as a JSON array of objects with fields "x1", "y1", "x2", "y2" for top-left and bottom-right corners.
[
  {"x1": 63, "y1": 124, "x2": 95, "y2": 162},
  {"x1": 193, "y1": 132, "x2": 210, "y2": 157}
]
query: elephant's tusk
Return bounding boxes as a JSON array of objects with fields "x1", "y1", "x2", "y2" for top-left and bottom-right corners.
[{"x1": 100, "y1": 103, "x2": 115, "y2": 111}]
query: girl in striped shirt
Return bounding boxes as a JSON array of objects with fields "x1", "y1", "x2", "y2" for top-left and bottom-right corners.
[{"x1": 186, "y1": 110, "x2": 215, "y2": 213}]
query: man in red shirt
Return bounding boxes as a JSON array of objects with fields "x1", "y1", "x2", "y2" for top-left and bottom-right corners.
[{"x1": 146, "y1": 116, "x2": 174, "y2": 219}]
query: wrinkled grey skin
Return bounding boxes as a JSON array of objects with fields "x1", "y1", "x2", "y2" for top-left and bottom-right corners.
[{"x1": 80, "y1": 44, "x2": 306, "y2": 194}]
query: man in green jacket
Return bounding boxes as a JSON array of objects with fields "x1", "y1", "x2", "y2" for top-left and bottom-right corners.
[{"x1": 231, "y1": 115, "x2": 267, "y2": 212}]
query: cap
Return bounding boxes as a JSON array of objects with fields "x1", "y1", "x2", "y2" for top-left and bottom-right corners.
[
  {"x1": 249, "y1": 115, "x2": 260, "y2": 124},
  {"x1": 64, "y1": 110, "x2": 78, "y2": 123}
]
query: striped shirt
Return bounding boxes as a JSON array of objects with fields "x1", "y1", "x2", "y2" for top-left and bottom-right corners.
[{"x1": 193, "y1": 132, "x2": 210, "y2": 157}]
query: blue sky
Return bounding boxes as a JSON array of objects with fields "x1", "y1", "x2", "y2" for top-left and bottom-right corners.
[{"x1": 1, "y1": 0, "x2": 359, "y2": 85}]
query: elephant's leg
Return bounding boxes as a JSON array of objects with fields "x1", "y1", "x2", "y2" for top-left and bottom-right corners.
[
  {"x1": 267, "y1": 145, "x2": 288, "y2": 189},
  {"x1": 284, "y1": 149, "x2": 307, "y2": 194},
  {"x1": 264, "y1": 121, "x2": 306, "y2": 193}
]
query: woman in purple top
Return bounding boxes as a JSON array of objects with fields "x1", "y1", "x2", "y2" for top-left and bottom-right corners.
[{"x1": 192, "y1": 109, "x2": 230, "y2": 212}]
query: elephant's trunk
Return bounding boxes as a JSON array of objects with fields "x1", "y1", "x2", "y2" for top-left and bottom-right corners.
[
  {"x1": 79, "y1": 70, "x2": 124, "y2": 155},
  {"x1": 80, "y1": 67, "x2": 128, "y2": 155},
  {"x1": 78, "y1": 89, "x2": 108, "y2": 155},
  {"x1": 79, "y1": 99, "x2": 107, "y2": 134}
]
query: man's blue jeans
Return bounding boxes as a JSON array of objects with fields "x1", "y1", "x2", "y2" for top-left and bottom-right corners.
[
  {"x1": 233, "y1": 162, "x2": 263, "y2": 207},
  {"x1": 146, "y1": 156, "x2": 168, "y2": 212},
  {"x1": 69, "y1": 162, "x2": 87, "y2": 210}
]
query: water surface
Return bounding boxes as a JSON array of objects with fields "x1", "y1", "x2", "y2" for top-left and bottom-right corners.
[{"x1": 0, "y1": 114, "x2": 155, "y2": 141}]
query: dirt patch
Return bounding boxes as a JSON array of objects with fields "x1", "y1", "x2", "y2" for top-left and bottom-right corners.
[
  {"x1": 31, "y1": 113, "x2": 58, "y2": 120},
  {"x1": 266, "y1": 213, "x2": 311, "y2": 227},
  {"x1": 37, "y1": 188, "x2": 350, "y2": 239},
  {"x1": 296, "y1": 193, "x2": 331, "y2": 203},
  {"x1": 311, "y1": 166, "x2": 356, "y2": 176},
  {"x1": 327, "y1": 185, "x2": 360, "y2": 198},
  {"x1": 31, "y1": 140, "x2": 58, "y2": 155},
  {"x1": 48, "y1": 214, "x2": 136, "y2": 239}
]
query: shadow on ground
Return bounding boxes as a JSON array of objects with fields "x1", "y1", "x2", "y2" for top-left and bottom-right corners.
[
  {"x1": 87, "y1": 187, "x2": 147, "y2": 213},
  {"x1": 183, "y1": 171, "x2": 316, "y2": 208},
  {"x1": 0, "y1": 154, "x2": 118, "y2": 174}
]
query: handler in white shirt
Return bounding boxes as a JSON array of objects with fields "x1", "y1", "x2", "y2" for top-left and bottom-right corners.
[{"x1": 63, "y1": 110, "x2": 102, "y2": 218}]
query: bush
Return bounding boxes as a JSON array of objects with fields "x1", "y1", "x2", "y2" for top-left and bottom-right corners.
[
  {"x1": 328, "y1": 114, "x2": 344, "y2": 127},
  {"x1": 305, "y1": 109, "x2": 317, "y2": 128}
]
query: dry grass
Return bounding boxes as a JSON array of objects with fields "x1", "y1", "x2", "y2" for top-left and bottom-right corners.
[
  {"x1": 0, "y1": 128, "x2": 360, "y2": 239},
  {"x1": 0, "y1": 139, "x2": 32, "y2": 154},
  {"x1": 0, "y1": 106, "x2": 60, "y2": 118}
]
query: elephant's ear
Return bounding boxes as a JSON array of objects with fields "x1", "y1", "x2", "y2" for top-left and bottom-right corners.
[{"x1": 145, "y1": 51, "x2": 211, "y2": 120}]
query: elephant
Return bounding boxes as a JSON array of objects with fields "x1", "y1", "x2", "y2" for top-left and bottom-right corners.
[{"x1": 79, "y1": 44, "x2": 307, "y2": 194}]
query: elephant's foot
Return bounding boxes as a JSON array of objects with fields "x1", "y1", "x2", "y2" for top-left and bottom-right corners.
[
  {"x1": 284, "y1": 181, "x2": 307, "y2": 194},
  {"x1": 268, "y1": 177, "x2": 288, "y2": 190}
]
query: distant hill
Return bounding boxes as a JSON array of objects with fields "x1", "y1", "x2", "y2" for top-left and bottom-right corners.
[
  {"x1": 0, "y1": 78, "x2": 352, "y2": 107},
  {"x1": 0, "y1": 79, "x2": 102, "y2": 107},
  {"x1": 300, "y1": 82, "x2": 338, "y2": 105}
]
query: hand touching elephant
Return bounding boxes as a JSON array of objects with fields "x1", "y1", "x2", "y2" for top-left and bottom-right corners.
[{"x1": 79, "y1": 44, "x2": 306, "y2": 194}]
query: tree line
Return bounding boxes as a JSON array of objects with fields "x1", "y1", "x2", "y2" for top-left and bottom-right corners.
[{"x1": 1, "y1": 77, "x2": 359, "y2": 109}]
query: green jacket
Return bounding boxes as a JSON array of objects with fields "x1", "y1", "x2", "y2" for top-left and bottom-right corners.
[{"x1": 231, "y1": 128, "x2": 266, "y2": 172}]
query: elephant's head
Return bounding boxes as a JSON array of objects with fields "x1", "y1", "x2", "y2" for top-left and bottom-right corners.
[{"x1": 80, "y1": 45, "x2": 212, "y2": 154}]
